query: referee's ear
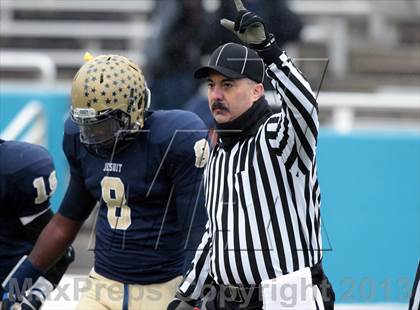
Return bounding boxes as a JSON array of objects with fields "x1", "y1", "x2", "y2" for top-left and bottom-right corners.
[{"x1": 251, "y1": 82, "x2": 264, "y2": 102}]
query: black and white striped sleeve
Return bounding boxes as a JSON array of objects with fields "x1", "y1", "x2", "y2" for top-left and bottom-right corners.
[
  {"x1": 178, "y1": 220, "x2": 213, "y2": 300},
  {"x1": 409, "y1": 261, "x2": 420, "y2": 310},
  {"x1": 266, "y1": 51, "x2": 319, "y2": 173}
]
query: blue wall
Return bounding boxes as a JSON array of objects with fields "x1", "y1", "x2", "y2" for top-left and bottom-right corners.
[
  {"x1": 1, "y1": 91, "x2": 419, "y2": 303},
  {"x1": 318, "y1": 129, "x2": 419, "y2": 303}
]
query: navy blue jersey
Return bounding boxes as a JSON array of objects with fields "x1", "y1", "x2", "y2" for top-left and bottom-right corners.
[
  {"x1": 59, "y1": 110, "x2": 209, "y2": 284},
  {"x1": 0, "y1": 140, "x2": 56, "y2": 283}
]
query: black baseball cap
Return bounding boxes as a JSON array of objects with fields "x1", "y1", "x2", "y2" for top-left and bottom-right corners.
[{"x1": 194, "y1": 42, "x2": 265, "y2": 83}]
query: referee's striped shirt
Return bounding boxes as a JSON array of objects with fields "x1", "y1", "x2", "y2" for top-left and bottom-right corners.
[{"x1": 179, "y1": 52, "x2": 322, "y2": 300}]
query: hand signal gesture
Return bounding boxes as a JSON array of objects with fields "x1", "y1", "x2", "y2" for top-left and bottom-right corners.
[{"x1": 220, "y1": 0, "x2": 271, "y2": 49}]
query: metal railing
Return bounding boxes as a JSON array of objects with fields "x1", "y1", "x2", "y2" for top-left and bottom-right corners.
[
  {"x1": 0, "y1": 51, "x2": 57, "y2": 84},
  {"x1": 266, "y1": 91, "x2": 420, "y2": 133}
]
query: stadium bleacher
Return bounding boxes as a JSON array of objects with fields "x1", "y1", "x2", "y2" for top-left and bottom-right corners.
[
  {"x1": 0, "y1": 0, "x2": 418, "y2": 83},
  {"x1": 1, "y1": 0, "x2": 418, "y2": 129}
]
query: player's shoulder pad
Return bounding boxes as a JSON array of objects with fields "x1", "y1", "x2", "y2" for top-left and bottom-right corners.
[
  {"x1": 150, "y1": 109, "x2": 206, "y2": 130},
  {"x1": 64, "y1": 115, "x2": 80, "y2": 136},
  {"x1": 0, "y1": 140, "x2": 53, "y2": 175},
  {"x1": 146, "y1": 110, "x2": 207, "y2": 143},
  {"x1": 147, "y1": 110, "x2": 210, "y2": 168}
]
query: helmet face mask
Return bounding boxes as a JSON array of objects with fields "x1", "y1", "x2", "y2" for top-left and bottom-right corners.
[
  {"x1": 71, "y1": 55, "x2": 149, "y2": 149},
  {"x1": 71, "y1": 108, "x2": 130, "y2": 146}
]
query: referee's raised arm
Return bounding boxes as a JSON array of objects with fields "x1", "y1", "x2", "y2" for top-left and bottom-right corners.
[
  {"x1": 265, "y1": 53, "x2": 319, "y2": 174},
  {"x1": 222, "y1": 0, "x2": 319, "y2": 173},
  {"x1": 168, "y1": 1, "x2": 335, "y2": 309}
]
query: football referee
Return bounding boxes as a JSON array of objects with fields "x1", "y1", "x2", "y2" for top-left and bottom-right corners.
[{"x1": 168, "y1": 0, "x2": 335, "y2": 309}]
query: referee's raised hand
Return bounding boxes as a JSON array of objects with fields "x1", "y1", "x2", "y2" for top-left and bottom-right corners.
[{"x1": 220, "y1": 0, "x2": 272, "y2": 50}]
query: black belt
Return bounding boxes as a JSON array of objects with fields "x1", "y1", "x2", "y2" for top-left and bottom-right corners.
[
  {"x1": 216, "y1": 282, "x2": 260, "y2": 304},
  {"x1": 214, "y1": 261, "x2": 325, "y2": 304}
]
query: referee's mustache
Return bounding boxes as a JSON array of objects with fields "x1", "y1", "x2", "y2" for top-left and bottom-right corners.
[{"x1": 211, "y1": 100, "x2": 229, "y2": 112}]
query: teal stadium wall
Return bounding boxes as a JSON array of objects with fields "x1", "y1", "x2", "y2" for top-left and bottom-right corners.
[
  {"x1": 1, "y1": 91, "x2": 419, "y2": 304},
  {"x1": 0, "y1": 91, "x2": 70, "y2": 211}
]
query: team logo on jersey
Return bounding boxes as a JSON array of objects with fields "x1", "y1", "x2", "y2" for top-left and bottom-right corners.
[
  {"x1": 103, "y1": 163, "x2": 123, "y2": 173},
  {"x1": 194, "y1": 139, "x2": 210, "y2": 168}
]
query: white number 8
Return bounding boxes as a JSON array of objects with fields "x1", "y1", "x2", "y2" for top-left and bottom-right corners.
[
  {"x1": 101, "y1": 176, "x2": 132, "y2": 230},
  {"x1": 33, "y1": 170, "x2": 57, "y2": 204}
]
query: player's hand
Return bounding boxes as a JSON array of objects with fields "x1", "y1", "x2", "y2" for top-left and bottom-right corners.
[
  {"x1": 1, "y1": 298, "x2": 16, "y2": 310},
  {"x1": 1, "y1": 256, "x2": 43, "y2": 310},
  {"x1": 2, "y1": 281, "x2": 18, "y2": 310},
  {"x1": 44, "y1": 245, "x2": 75, "y2": 287},
  {"x1": 1, "y1": 276, "x2": 53, "y2": 310},
  {"x1": 167, "y1": 297, "x2": 197, "y2": 310},
  {"x1": 1, "y1": 294, "x2": 43, "y2": 310},
  {"x1": 21, "y1": 276, "x2": 54, "y2": 310},
  {"x1": 19, "y1": 294, "x2": 43, "y2": 310},
  {"x1": 220, "y1": 0, "x2": 272, "y2": 49}
]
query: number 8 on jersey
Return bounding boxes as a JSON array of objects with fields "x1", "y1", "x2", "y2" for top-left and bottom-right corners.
[{"x1": 101, "y1": 176, "x2": 131, "y2": 230}]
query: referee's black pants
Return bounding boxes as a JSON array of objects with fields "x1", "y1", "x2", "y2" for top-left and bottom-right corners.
[{"x1": 205, "y1": 263, "x2": 335, "y2": 310}]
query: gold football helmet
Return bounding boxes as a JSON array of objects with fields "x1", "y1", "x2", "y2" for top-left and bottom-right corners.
[{"x1": 71, "y1": 55, "x2": 150, "y2": 147}]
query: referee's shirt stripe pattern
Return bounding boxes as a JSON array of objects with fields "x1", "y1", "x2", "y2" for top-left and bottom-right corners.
[{"x1": 179, "y1": 52, "x2": 322, "y2": 300}]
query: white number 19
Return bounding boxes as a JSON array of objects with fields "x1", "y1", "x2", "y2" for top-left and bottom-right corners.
[{"x1": 33, "y1": 170, "x2": 57, "y2": 204}]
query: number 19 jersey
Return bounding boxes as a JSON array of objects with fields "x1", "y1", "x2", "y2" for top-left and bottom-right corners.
[{"x1": 0, "y1": 139, "x2": 56, "y2": 283}]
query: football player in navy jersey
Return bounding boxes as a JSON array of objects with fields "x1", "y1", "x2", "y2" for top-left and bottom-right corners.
[
  {"x1": 2, "y1": 55, "x2": 209, "y2": 310},
  {"x1": 0, "y1": 140, "x2": 74, "y2": 310}
]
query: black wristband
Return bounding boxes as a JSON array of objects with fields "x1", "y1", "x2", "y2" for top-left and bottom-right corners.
[
  {"x1": 257, "y1": 45, "x2": 282, "y2": 65},
  {"x1": 253, "y1": 34, "x2": 282, "y2": 65}
]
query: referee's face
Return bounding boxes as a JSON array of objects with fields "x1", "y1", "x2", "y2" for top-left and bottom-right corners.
[{"x1": 207, "y1": 72, "x2": 264, "y2": 123}]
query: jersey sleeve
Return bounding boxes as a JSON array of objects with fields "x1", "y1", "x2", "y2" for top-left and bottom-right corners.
[
  {"x1": 13, "y1": 145, "x2": 57, "y2": 225},
  {"x1": 178, "y1": 220, "x2": 213, "y2": 300},
  {"x1": 58, "y1": 118, "x2": 96, "y2": 222},
  {"x1": 166, "y1": 111, "x2": 210, "y2": 258},
  {"x1": 265, "y1": 51, "x2": 319, "y2": 174}
]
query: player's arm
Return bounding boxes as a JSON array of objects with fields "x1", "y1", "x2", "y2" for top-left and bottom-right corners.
[
  {"x1": 29, "y1": 148, "x2": 97, "y2": 272},
  {"x1": 27, "y1": 213, "x2": 80, "y2": 273},
  {"x1": 2, "y1": 186, "x2": 91, "y2": 307},
  {"x1": 2, "y1": 180, "x2": 93, "y2": 309},
  {"x1": 7, "y1": 205, "x2": 76, "y2": 310},
  {"x1": 1, "y1": 146, "x2": 75, "y2": 306},
  {"x1": 27, "y1": 116, "x2": 95, "y2": 272},
  {"x1": 161, "y1": 111, "x2": 209, "y2": 268},
  {"x1": 221, "y1": 0, "x2": 319, "y2": 172},
  {"x1": 167, "y1": 114, "x2": 213, "y2": 309},
  {"x1": 173, "y1": 133, "x2": 209, "y2": 266},
  {"x1": 169, "y1": 221, "x2": 213, "y2": 310},
  {"x1": 168, "y1": 221, "x2": 213, "y2": 310},
  {"x1": 8, "y1": 214, "x2": 79, "y2": 310},
  {"x1": 21, "y1": 208, "x2": 75, "y2": 282},
  {"x1": 2, "y1": 144, "x2": 95, "y2": 309},
  {"x1": 1, "y1": 214, "x2": 81, "y2": 310}
]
